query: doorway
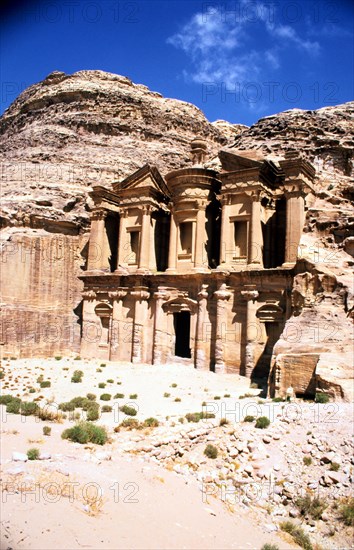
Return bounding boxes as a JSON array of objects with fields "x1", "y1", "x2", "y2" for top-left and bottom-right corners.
[{"x1": 173, "y1": 311, "x2": 191, "y2": 358}]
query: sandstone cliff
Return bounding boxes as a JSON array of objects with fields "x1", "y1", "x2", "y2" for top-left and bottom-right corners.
[{"x1": 0, "y1": 71, "x2": 353, "y2": 398}]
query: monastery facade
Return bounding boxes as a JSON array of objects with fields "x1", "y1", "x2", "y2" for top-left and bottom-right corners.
[{"x1": 80, "y1": 141, "x2": 315, "y2": 388}]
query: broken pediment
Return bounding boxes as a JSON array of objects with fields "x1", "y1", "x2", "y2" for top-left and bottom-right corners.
[
  {"x1": 112, "y1": 164, "x2": 170, "y2": 200},
  {"x1": 219, "y1": 149, "x2": 264, "y2": 172}
]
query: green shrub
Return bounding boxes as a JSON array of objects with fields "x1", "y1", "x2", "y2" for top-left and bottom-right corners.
[
  {"x1": 100, "y1": 393, "x2": 111, "y2": 401},
  {"x1": 243, "y1": 415, "x2": 255, "y2": 422},
  {"x1": 54, "y1": 356, "x2": 62, "y2": 361},
  {"x1": 185, "y1": 411, "x2": 215, "y2": 423},
  {"x1": 171, "y1": 383, "x2": 177, "y2": 388},
  {"x1": 315, "y1": 392, "x2": 329, "y2": 403},
  {"x1": 144, "y1": 417, "x2": 159, "y2": 428},
  {"x1": 71, "y1": 370, "x2": 83, "y2": 383},
  {"x1": 174, "y1": 397, "x2": 181, "y2": 402},
  {"x1": 107, "y1": 379, "x2": 114, "y2": 384},
  {"x1": 303, "y1": 456, "x2": 312, "y2": 466},
  {"x1": 261, "y1": 545, "x2": 280, "y2": 550},
  {"x1": 86, "y1": 403, "x2": 100, "y2": 421},
  {"x1": 40, "y1": 381, "x2": 51, "y2": 388},
  {"x1": 101, "y1": 405, "x2": 112, "y2": 413},
  {"x1": 114, "y1": 393, "x2": 125, "y2": 399},
  {"x1": 96, "y1": 368, "x2": 102, "y2": 373},
  {"x1": 280, "y1": 521, "x2": 313, "y2": 550},
  {"x1": 98, "y1": 382, "x2": 106, "y2": 389},
  {"x1": 59, "y1": 401, "x2": 76, "y2": 412},
  {"x1": 295, "y1": 494, "x2": 328, "y2": 520},
  {"x1": 120, "y1": 404, "x2": 137, "y2": 416},
  {"x1": 0, "y1": 371, "x2": 4, "y2": 379},
  {"x1": 119, "y1": 418, "x2": 141, "y2": 430},
  {"x1": 20, "y1": 401, "x2": 39, "y2": 416},
  {"x1": 339, "y1": 497, "x2": 354, "y2": 526},
  {"x1": 61, "y1": 421, "x2": 107, "y2": 445},
  {"x1": 129, "y1": 393, "x2": 138, "y2": 399},
  {"x1": 204, "y1": 444, "x2": 218, "y2": 459},
  {"x1": 224, "y1": 393, "x2": 231, "y2": 398},
  {"x1": 27, "y1": 447, "x2": 40, "y2": 460},
  {"x1": 163, "y1": 392, "x2": 170, "y2": 398},
  {"x1": 272, "y1": 397, "x2": 285, "y2": 402},
  {"x1": 255, "y1": 416, "x2": 270, "y2": 429},
  {"x1": 100, "y1": 363, "x2": 106, "y2": 367},
  {"x1": 43, "y1": 426, "x2": 51, "y2": 436},
  {"x1": 6, "y1": 398, "x2": 21, "y2": 414},
  {"x1": 0, "y1": 394, "x2": 16, "y2": 405},
  {"x1": 74, "y1": 356, "x2": 81, "y2": 360},
  {"x1": 219, "y1": 418, "x2": 229, "y2": 426},
  {"x1": 214, "y1": 395, "x2": 221, "y2": 400},
  {"x1": 69, "y1": 396, "x2": 86, "y2": 408},
  {"x1": 86, "y1": 393, "x2": 96, "y2": 401},
  {"x1": 330, "y1": 461, "x2": 340, "y2": 471},
  {"x1": 29, "y1": 388, "x2": 36, "y2": 394},
  {"x1": 36, "y1": 407, "x2": 63, "y2": 422}
]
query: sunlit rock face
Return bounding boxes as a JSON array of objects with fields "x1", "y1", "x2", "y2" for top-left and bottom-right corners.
[{"x1": 0, "y1": 71, "x2": 353, "y2": 401}]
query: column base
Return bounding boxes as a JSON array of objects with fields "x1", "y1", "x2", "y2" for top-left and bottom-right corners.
[
  {"x1": 193, "y1": 266, "x2": 210, "y2": 273},
  {"x1": 247, "y1": 262, "x2": 263, "y2": 270},
  {"x1": 282, "y1": 261, "x2": 296, "y2": 268},
  {"x1": 165, "y1": 268, "x2": 177, "y2": 274}
]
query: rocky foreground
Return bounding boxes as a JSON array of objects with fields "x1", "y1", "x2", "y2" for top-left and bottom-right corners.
[{"x1": 0, "y1": 359, "x2": 353, "y2": 550}]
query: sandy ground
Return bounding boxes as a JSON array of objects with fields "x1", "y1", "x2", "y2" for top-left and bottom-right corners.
[{"x1": 0, "y1": 357, "x2": 346, "y2": 550}]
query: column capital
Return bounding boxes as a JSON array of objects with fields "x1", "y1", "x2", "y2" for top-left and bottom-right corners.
[
  {"x1": 108, "y1": 288, "x2": 128, "y2": 300},
  {"x1": 91, "y1": 208, "x2": 107, "y2": 221},
  {"x1": 130, "y1": 286, "x2": 150, "y2": 301},
  {"x1": 198, "y1": 284, "x2": 209, "y2": 301},
  {"x1": 82, "y1": 290, "x2": 96, "y2": 300},
  {"x1": 214, "y1": 283, "x2": 231, "y2": 301},
  {"x1": 241, "y1": 285, "x2": 259, "y2": 301},
  {"x1": 153, "y1": 289, "x2": 170, "y2": 301}
]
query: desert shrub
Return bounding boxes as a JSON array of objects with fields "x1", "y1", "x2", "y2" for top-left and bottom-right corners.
[
  {"x1": 59, "y1": 401, "x2": 76, "y2": 412},
  {"x1": 43, "y1": 426, "x2": 51, "y2": 436},
  {"x1": 204, "y1": 444, "x2": 218, "y2": 459},
  {"x1": 261, "y1": 545, "x2": 280, "y2": 550},
  {"x1": 272, "y1": 397, "x2": 285, "y2": 402},
  {"x1": 339, "y1": 497, "x2": 354, "y2": 526},
  {"x1": 174, "y1": 397, "x2": 181, "y2": 402},
  {"x1": 40, "y1": 381, "x2": 51, "y2": 388},
  {"x1": 255, "y1": 416, "x2": 270, "y2": 429},
  {"x1": 54, "y1": 356, "x2": 62, "y2": 361},
  {"x1": 243, "y1": 415, "x2": 255, "y2": 422},
  {"x1": 185, "y1": 411, "x2": 215, "y2": 423},
  {"x1": 119, "y1": 418, "x2": 141, "y2": 430},
  {"x1": 295, "y1": 494, "x2": 328, "y2": 520},
  {"x1": 171, "y1": 383, "x2": 177, "y2": 388},
  {"x1": 69, "y1": 396, "x2": 86, "y2": 408},
  {"x1": 74, "y1": 356, "x2": 81, "y2": 360},
  {"x1": 27, "y1": 448, "x2": 40, "y2": 460},
  {"x1": 129, "y1": 393, "x2": 138, "y2": 399},
  {"x1": 20, "y1": 401, "x2": 39, "y2": 416},
  {"x1": 100, "y1": 393, "x2": 111, "y2": 401},
  {"x1": 315, "y1": 392, "x2": 329, "y2": 403},
  {"x1": 6, "y1": 398, "x2": 21, "y2": 414},
  {"x1": 86, "y1": 393, "x2": 96, "y2": 401},
  {"x1": 303, "y1": 456, "x2": 312, "y2": 466},
  {"x1": 36, "y1": 406, "x2": 63, "y2": 422},
  {"x1": 120, "y1": 404, "x2": 137, "y2": 416},
  {"x1": 214, "y1": 395, "x2": 221, "y2": 400},
  {"x1": 144, "y1": 417, "x2": 159, "y2": 427},
  {"x1": 330, "y1": 461, "x2": 340, "y2": 471},
  {"x1": 71, "y1": 370, "x2": 83, "y2": 383},
  {"x1": 114, "y1": 393, "x2": 125, "y2": 399},
  {"x1": 0, "y1": 371, "x2": 4, "y2": 379},
  {"x1": 101, "y1": 405, "x2": 112, "y2": 413},
  {"x1": 107, "y1": 379, "x2": 114, "y2": 384},
  {"x1": 29, "y1": 388, "x2": 36, "y2": 393},
  {"x1": 224, "y1": 393, "x2": 231, "y2": 398},
  {"x1": 61, "y1": 421, "x2": 107, "y2": 445},
  {"x1": 163, "y1": 392, "x2": 170, "y2": 398},
  {"x1": 96, "y1": 368, "x2": 102, "y2": 373},
  {"x1": 100, "y1": 363, "x2": 106, "y2": 367},
  {"x1": 239, "y1": 392, "x2": 254, "y2": 399},
  {"x1": 280, "y1": 521, "x2": 313, "y2": 550},
  {"x1": 219, "y1": 418, "x2": 229, "y2": 426},
  {"x1": 86, "y1": 403, "x2": 100, "y2": 421},
  {"x1": 0, "y1": 394, "x2": 16, "y2": 405},
  {"x1": 98, "y1": 382, "x2": 106, "y2": 389}
]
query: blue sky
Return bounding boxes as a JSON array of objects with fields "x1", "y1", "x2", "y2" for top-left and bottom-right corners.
[{"x1": 1, "y1": 0, "x2": 353, "y2": 125}]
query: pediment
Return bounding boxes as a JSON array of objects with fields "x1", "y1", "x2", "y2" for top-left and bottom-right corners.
[
  {"x1": 113, "y1": 164, "x2": 170, "y2": 198},
  {"x1": 219, "y1": 149, "x2": 264, "y2": 172}
]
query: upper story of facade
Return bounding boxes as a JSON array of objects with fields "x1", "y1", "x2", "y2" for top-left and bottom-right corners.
[{"x1": 85, "y1": 140, "x2": 316, "y2": 276}]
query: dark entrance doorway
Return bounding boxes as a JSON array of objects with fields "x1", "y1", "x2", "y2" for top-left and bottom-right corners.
[{"x1": 173, "y1": 312, "x2": 191, "y2": 358}]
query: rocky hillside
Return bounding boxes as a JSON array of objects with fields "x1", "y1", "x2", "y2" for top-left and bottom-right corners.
[{"x1": 0, "y1": 71, "x2": 353, "y2": 388}]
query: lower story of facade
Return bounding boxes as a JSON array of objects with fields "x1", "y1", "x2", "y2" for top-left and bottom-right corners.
[{"x1": 80, "y1": 270, "x2": 293, "y2": 380}]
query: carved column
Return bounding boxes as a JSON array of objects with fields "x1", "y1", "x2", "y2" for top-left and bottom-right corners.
[
  {"x1": 283, "y1": 188, "x2": 305, "y2": 266},
  {"x1": 248, "y1": 193, "x2": 263, "y2": 267},
  {"x1": 167, "y1": 209, "x2": 177, "y2": 273},
  {"x1": 117, "y1": 208, "x2": 128, "y2": 269},
  {"x1": 153, "y1": 288, "x2": 170, "y2": 364},
  {"x1": 87, "y1": 208, "x2": 110, "y2": 271},
  {"x1": 108, "y1": 288, "x2": 128, "y2": 360},
  {"x1": 138, "y1": 206, "x2": 151, "y2": 272},
  {"x1": 131, "y1": 287, "x2": 150, "y2": 363},
  {"x1": 213, "y1": 283, "x2": 232, "y2": 373},
  {"x1": 241, "y1": 286, "x2": 260, "y2": 378},
  {"x1": 218, "y1": 195, "x2": 231, "y2": 268},
  {"x1": 194, "y1": 203, "x2": 208, "y2": 271},
  {"x1": 195, "y1": 284, "x2": 209, "y2": 369}
]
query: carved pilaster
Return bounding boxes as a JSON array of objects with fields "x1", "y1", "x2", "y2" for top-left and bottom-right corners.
[
  {"x1": 131, "y1": 287, "x2": 150, "y2": 363},
  {"x1": 213, "y1": 283, "x2": 232, "y2": 373},
  {"x1": 195, "y1": 284, "x2": 209, "y2": 369},
  {"x1": 241, "y1": 286, "x2": 260, "y2": 378},
  {"x1": 153, "y1": 288, "x2": 170, "y2": 365},
  {"x1": 87, "y1": 208, "x2": 110, "y2": 271},
  {"x1": 108, "y1": 288, "x2": 128, "y2": 359}
]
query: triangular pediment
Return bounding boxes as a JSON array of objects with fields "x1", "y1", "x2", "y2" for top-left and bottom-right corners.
[
  {"x1": 219, "y1": 149, "x2": 264, "y2": 172},
  {"x1": 113, "y1": 164, "x2": 170, "y2": 198}
]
